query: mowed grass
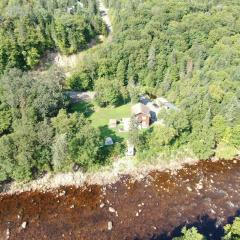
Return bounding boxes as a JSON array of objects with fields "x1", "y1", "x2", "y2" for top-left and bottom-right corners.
[
  {"x1": 90, "y1": 103, "x2": 132, "y2": 141},
  {"x1": 90, "y1": 103, "x2": 132, "y2": 128},
  {"x1": 71, "y1": 101, "x2": 132, "y2": 141}
]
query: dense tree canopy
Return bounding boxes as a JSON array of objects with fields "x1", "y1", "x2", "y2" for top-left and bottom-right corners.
[
  {"x1": 175, "y1": 217, "x2": 240, "y2": 240},
  {"x1": 0, "y1": 0, "x2": 107, "y2": 72},
  {"x1": 0, "y1": 68, "x2": 102, "y2": 181},
  {"x1": 80, "y1": 0, "x2": 240, "y2": 160},
  {"x1": 173, "y1": 227, "x2": 206, "y2": 240},
  {"x1": 0, "y1": 0, "x2": 240, "y2": 182}
]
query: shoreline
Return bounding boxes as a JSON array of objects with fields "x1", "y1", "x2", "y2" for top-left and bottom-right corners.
[
  {"x1": 0, "y1": 156, "x2": 213, "y2": 196},
  {"x1": 1, "y1": 156, "x2": 239, "y2": 196},
  {"x1": 1, "y1": 157, "x2": 239, "y2": 239}
]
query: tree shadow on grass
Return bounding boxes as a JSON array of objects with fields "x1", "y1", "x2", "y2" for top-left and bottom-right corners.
[
  {"x1": 143, "y1": 211, "x2": 240, "y2": 240},
  {"x1": 69, "y1": 101, "x2": 94, "y2": 117},
  {"x1": 99, "y1": 125, "x2": 124, "y2": 143},
  {"x1": 97, "y1": 125, "x2": 125, "y2": 165}
]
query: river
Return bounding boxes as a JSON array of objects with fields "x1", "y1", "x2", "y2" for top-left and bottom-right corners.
[{"x1": 0, "y1": 159, "x2": 240, "y2": 239}]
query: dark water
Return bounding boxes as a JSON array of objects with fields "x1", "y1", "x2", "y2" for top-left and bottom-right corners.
[{"x1": 0, "y1": 160, "x2": 240, "y2": 240}]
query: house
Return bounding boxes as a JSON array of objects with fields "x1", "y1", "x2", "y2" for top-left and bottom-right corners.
[
  {"x1": 131, "y1": 103, "x2": 150, "y2": 128},
  {"x1": 109, "y1": 119, "x2": 117, "y2": 129}
]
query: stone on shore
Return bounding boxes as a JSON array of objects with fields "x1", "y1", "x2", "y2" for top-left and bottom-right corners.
[
  {"x1": 21, "y1": 221, "x2": 27, "y2": 229},
  {"x1": 108, "y1": 221, "x2": 113, "y2": 231},
  {"x1": 6, "y1": 228, "x2": 10, "y2": 239},
  {"x1": 109, "y1": 207, "x2": 115, "y2": 213}
]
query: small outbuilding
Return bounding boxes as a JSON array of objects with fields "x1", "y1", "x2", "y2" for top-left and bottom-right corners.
[
  {"x1": 126, "y1": 144, "x2": 135, "y2": 157},
  {"x1": 105, "y1": 137, "x2": 114, "y2": 146},
  {"x1": 109, "y1": 119, "x2": 117, "y2": 129}
]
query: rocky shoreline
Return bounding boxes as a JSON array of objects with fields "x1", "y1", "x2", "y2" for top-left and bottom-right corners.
[
  {"x1": 0, "y1": 158, "x2": 240, "y2": 239},
  {"x1": 0, "y1": 156, "x2": 201, "y2": 195}
]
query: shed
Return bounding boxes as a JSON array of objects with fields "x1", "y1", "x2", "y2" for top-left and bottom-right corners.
[
  {"x1": 155, "y1": 97, "x2": 177, "y2": 110},
  {"x1": 109, "y1": 119, "x2": 117, "y2": 129},
  {"x1": 105, "y1": 137, "x2": 114, "y2": 146}
]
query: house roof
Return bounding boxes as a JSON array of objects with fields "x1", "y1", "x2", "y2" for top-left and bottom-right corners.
[
  {"x1": 156, "y1": 97, "x2": 177, "y2": 110},
  {"x1": 147, "y1": 102, "x2": 160, "y2": 112},
  {"x1": 132, "y1": 103, "x2": 150, "y2": 116},
  {"x1": 140, "y1": 95, "x2": 151, "y2": 105}
]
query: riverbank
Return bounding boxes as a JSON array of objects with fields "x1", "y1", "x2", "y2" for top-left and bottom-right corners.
[
  {"x1": 0, "y1": 159, "x2": 240, "y2": 240},
  {"x1": 1, "y1": 156, "x2": 201, "y2": 195}
]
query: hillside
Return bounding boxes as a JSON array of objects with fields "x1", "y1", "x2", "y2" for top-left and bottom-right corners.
[
  {"x1": 84, "y1": 0, "x2": 240, "y2": 161},
  {"x1": 0, "y1": 0, "x2": 239, "y2": 183},
  {"x1": 0, "y1": 0, "x2": 107, "y2": 72}
]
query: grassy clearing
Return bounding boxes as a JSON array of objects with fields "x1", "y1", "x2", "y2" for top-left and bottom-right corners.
[
  {"x1": 91, "y1": 103, "x2": 131, "y2": 141},
  {"x1": 71, "y1": 101, "x2": 132, "y2": 141},
  {"x1": 90, "y1": 103, "x2": 132, "y2": 127}
]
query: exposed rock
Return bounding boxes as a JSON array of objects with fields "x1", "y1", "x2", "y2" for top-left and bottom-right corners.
[
  {"x1": 100, "y1": 203, "x2": 105, "y2": 208},
  {"x1": 6, "y1": 228, "x2": 10, "y2": 239},
  {"x1": 107, "y1": 221, "x2": 113, "y2": 231},
  {"x1": 21, "y1": 221, "x2": 27, "y2": 229},
  {"x1": 109, "y1": 207, "x2": 115, "y2": 213},
  {"x1": 196, "y1": 182, "x2": 203, "y2": 190},
  {"x1": 227, "y1": 201, "x2": 235, "y2": 208},
  {"x1": 59, "y1": 190, "x2": 66, "y2": 197}
]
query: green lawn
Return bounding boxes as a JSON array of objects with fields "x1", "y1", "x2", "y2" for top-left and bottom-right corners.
[
  {"x1": 71, "y1": 101, "x2": 132, "y2": 142},
  {"x1": 90, "y1": 103, "x2": 132, "y2": 127},
  {"x1": 90, "y1": 103, "x2": 132, "y2": 141}
]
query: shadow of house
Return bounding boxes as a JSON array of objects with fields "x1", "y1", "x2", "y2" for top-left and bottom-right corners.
[{"x1": 146, "y1": 102, "x2": 161, "y2": 122}]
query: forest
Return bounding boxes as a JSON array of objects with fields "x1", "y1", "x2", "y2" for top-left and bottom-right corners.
[
  {"x1": 0, "y1": 0, "x2": 107, "y2": 72},
  {"x1": 90, "y1": 0, "x2": 240, "y2": 161},
  {"x1": 0, "y1": 0, "x2": 240, "y2": 182},
  {"x1": 175, "y1": 217, "x2": 240, "y2": 240}
]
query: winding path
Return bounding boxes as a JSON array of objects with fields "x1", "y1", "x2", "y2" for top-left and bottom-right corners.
[
  {"x1": 52, "y1": 0, "x2": 113, "y2": 71},
  {"x1": 98, "y1": 0, "x2": 113, "y2": 34}
]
